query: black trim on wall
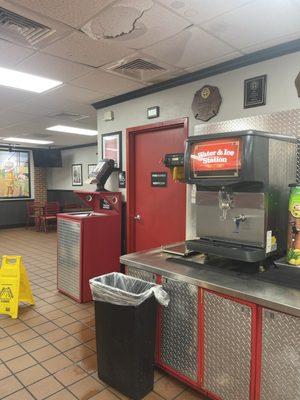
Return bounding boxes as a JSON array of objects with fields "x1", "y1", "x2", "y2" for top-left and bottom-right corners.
[
  {"x1": 92, "y1": 38, "x2": 300, "y2": 110},
  {"x1": 60, "y1": 142, "x2": 97, "y2": 150}
]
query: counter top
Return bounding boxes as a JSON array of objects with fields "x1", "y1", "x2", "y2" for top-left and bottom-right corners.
[{"x1": 120, "y1": 246, "x2": 300, "y2": 318}]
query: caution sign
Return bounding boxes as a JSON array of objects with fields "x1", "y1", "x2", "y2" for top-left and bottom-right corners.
[{"x1": 0, "y1": 256, "x2": 34, "y2": 319}]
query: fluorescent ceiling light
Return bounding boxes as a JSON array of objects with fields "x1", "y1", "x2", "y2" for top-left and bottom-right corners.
[
  {"x1": 3, "y1": 137, "x2": 54, "y2": 145},
  {"x1": 47, "y1": 125, "x2": 98, "y2": 136},
  {"x1": 0, "y1": 67, "x2": 62, "y2": 93}
]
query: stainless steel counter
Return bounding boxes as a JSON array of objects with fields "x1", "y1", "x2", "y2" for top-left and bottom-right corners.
[{"x1": 121, "y1": 246, "x2": 300, "y2": 318}]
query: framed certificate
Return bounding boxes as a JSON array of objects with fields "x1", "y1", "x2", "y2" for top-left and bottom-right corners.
[{"x1": 244, "y1": 75, "x2": 267, "y2": 108}]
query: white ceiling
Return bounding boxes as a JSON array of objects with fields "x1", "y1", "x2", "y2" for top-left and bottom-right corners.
[{"x1": 0, "y1": 0, "x2": 299, "y2": 147}]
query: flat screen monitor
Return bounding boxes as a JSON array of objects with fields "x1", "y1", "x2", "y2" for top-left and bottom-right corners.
[{"x1": 33, "y1": 149, "x2": 62, "y2": 167}]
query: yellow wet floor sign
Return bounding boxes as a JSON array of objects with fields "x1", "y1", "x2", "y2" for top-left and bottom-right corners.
[{"x1": 0, "y1": 255, "x2": 34, "y2": 319}]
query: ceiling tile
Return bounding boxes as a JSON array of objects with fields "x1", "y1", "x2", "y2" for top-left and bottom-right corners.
[
  {"x1": 82, "y1": 2, "x2": 191, "y2": 50},
  {"x1": 16, "y1": 53, "x2": 94, "y2": 82},
  {"x1": 0, "y1": 39, "x2": 34, "y2": 66},
  {"x1": 42, "y1": 31, "x2": 133, "y2": 68},
  {"x1": 0, "y1": 0, "x2": 72, "y2": 49},
  {"x1": 72, "y1": 70, "x2": 145, "y2": 93},
  {"x1": 241, "y1": 31, "x2": 300, "y2": 54},
  {"x1": 202, "y1": 0, "x2": 300, "y2": 50},
  {"x1": 0, "y1": 86, "x2": 36, "y2": 110},
  {"x1": 0, "y1": 109, "x2": 37, "y2": 128},
  {"x1": 183, "y1": 51, "x2": 242, "y2": 72},
  {"x1": 8, "y1": 0, "x2": 115, "y2": 28},
  {"x1": 144, "y1": 26, "x2": 237, "y2": 69},
  {"x1": 45, "y1": 83, "x2": 104, "y2": 103},
  {"x1": 158, "y1": 0, "x2": 254, "y2": 24}
]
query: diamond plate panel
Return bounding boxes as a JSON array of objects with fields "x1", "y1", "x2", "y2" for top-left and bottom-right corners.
[
  {"x1": 194, "y1": 108, "x2": 300, "y2": 137},
  {"x1": 203, "y1": 291, "x2": 252, "y2": 400},
  {"x1": 57, "y1": 219, "x2": 81, "y2": 300},
  {"x1": 125, "y1": 266, "x2": 156, "y2": 283},
  {"x1": 160, "y1": 277, "x2": 199, "y2": 382},
  {"x1": 260, "y1": 309, "x2": 300, "y2": 400}
]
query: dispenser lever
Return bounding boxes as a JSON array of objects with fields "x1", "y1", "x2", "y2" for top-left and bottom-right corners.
[{"x1": 233, "y1": 214, "x2": 246, "y2": 233}]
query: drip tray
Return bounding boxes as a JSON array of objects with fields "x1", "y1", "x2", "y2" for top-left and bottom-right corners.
[{"x1": 167, "y1": 256, "x2": 300, "y2": 290}]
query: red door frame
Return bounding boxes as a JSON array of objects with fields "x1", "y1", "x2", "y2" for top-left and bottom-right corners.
[{"x1": 126, "y1": 117, "x2": 188, "y2": 253}]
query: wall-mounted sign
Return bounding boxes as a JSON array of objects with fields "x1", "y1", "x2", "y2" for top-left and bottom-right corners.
[
  {"x1": 118, "y1": 171, "x2": 126, "y2": 188},
  {"x1": 192, "y1": 85, "x2": 222, "y2": 121},
  {"x1": 147, "y1": 106, "x2": 160, "y2": 119},
  {"x1": 190, "y1": 138, "x2": 242, "y2": 178},
  {"x1": 101, "y1": 131, "x2": 122, "y2": 170},
  {"x1": 151, "y1": 172, "x2": 167, "y2": 187},
  {"x1": 72, "y1": 164, "x2": 83, "y2": 186},
  {"x1": 295, "y1": 72, "x2": 300, "y2": 97},
  {"x1": 244, "y1": 75, "x2": 267, "y2": 108}
]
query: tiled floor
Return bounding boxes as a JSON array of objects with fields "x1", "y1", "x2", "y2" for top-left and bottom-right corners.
[{"x1": 0, "y1": 228, "x2": 207, "y2": 400}]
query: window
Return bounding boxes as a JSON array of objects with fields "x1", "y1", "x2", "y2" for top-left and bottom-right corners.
[{"x1": 0, "y1": 150, "x2": 31, "y2": 199}]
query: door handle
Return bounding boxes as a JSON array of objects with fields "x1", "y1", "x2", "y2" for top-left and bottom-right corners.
[{"x1": 134, "y1": 214, "x2": 141, "y2": 221}]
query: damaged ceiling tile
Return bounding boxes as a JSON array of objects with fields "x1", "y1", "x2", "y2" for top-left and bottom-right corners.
[
  {"x1": 81, "y1": 2, "x2": 191, "y2": 50},
  {"x1": 81, "y1": 0, "x2": 154, "y2": 40}
]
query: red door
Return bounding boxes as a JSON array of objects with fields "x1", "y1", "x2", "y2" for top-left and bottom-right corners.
[{"x1": 127, "y1": 118, "x2": 188, "y2": 252}]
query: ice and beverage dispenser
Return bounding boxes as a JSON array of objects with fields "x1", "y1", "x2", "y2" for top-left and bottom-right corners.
[{"x1": 185, "y1": 130, "x2": 297, "y2": 263}]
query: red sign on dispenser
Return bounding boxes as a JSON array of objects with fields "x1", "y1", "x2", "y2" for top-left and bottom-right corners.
[{"x1": 190, "y1": 137, "x2": 242, "y2": 177}]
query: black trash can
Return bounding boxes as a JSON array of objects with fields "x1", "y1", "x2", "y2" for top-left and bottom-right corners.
[{"x1": 90, "y1": 273, "x2": 169, "y2": 400}]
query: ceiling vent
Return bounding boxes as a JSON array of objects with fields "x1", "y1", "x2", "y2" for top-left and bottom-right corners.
[
  {"x1": 114, "y1": 58, "x2": 165, "y2": 72},
  {"x1": 49, "y1": 112, "x2": 90, "y2": 121},
  {"x1": 0, "y1": 7, "x2": 54, "y2": 47},
  {"x1": 105, "y1": 54, "x2": 175, "y2": 83}
]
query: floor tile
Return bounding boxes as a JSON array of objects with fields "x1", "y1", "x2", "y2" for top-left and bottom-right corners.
[
  {"x1": 69, "y1": 376, "x2": 104, "y2": 399},
  {"x1": 41, "y1": 354, "x2": 73, "y2": 373},
  {"x1": 154, "y1": 375, "x2": 187, "y2": 400},
  {"x1": 63, "y1": 321, "x2": 87, "y2": 334},
  {"x1": 21, "y1": 336, "x2": 48, "y2": 352},
  {"x1": 12, "y1": 328, "x2": 39, "y2": 343},
  {"x1": 46, "y1": 389, "x2": 77, "y2": 400},
  {"x1": 4, "y1": 322, "x2": 28, "y2": 335},
  {"x1": 54, "y1": 315, "x2": 76, "y2": 327},
  {"x1": 46, "y1": 310, "x2": 66, "y2": 320},
  {"x1": 16, "y1": 364, "x2": 49, "y2": 386},
  {"x1": 6, "y1": 353, "x2": 37, "y2": 373},
  {"x1": 64, "y1": 344, "x2": 94, "y2": 362},
  {"x1": 43, "y1": 328, "x2": 69, "y2": 342},
  {"x1": 0, "y1": 344, "x2": 26, "y2": 361},
  {"x1": 0, "y1": 336, "x2": 16, "y2": 350},
  {"x1": 53, "y1": 335, "x2": 81, "y2": 352},
  {"x1": 73, "y1": 327, "x2": 95, "y2": 343},
  {"x1": 2, "y1": 388, "x2": 35, "y2": 400},
  {"x1": 175, "y1": 388, "x2": 209, "y2": 400},
  {"x1": 25, "y1": 315, "x2": 48, "y2": 328},
  {"x1": 0, "y1": 375, "x2": 23, "y2": 398},
  {"x1": 89, "y1": 388, "x2": 121, "y2": 400},
  {"x1": 54, "y1": 364, "x2": 87, "y2": 386},
  {"x1": 27, "y1": 376, "x2": 63, "y2": 400},
  {"x1": 0, "y1": 363, "x2": 12, "y2": 379},
  {"x1": 33, "y1": 321, "x2": 57, "y2": 335},
  {"x1": 78, "y1": 353, "x2": 98, "y2": 373},
  {"x1": 31, "y1": 344, "x2": 60, "y2": 362}
]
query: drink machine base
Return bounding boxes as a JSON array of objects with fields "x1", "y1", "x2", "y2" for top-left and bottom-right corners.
[{"x1": 57, "y1": 191, "x2": 122, "y2": 303}]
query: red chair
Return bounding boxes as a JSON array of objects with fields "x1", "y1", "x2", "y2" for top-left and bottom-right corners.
[
  {"x1": 25, "y1": 201, "x2": 41, "y2": 228},
  {"x1": 39, "y1": 202, "x2": 60, "y2": 233}
]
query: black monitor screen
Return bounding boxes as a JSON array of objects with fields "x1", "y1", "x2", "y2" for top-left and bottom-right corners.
[{"x1": 33, "y1": 149, "x2": 62, "y2": 167}]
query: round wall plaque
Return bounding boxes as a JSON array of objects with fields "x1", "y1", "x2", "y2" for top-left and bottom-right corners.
[{"x1": 192, "y1": 85, "x2": 222, "y2": 121}]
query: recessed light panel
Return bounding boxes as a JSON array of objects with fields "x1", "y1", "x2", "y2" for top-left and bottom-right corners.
[
  {"x1": 0, "y1": 67, "x2": 62, "y2": 93},
  {"x1": 3, "y1": 137, "x2": 54, "y2": 145},
  {"x1": 47, "y1": 125, "x2": 98, "y2": 136}
]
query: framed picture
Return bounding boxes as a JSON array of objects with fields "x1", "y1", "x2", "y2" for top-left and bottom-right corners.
[
  {"x1": 101, "y1": 131, "x2": 122, "y2": 170},
  {"x1": 244, "y1": 75, "x2": 267, "y2": 108},
  {"x1": 88, "y1": 164, "x2": 97, "y2": 178},
  {"x1": 72, "y1": 164, "x2": 83, "y2": 186},
  {"x1": 0, "y1": 149, "x2": 31, "y2": 199}
]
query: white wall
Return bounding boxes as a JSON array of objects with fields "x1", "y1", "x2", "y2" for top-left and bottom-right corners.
[
  {"x1": 96, "y1": 51, "x2": 300, "y2": 238},
  {"x1": 47, "y1": 145, "x2": 98, "y2": 190}
]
